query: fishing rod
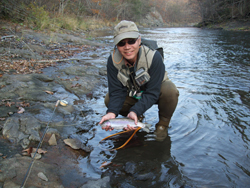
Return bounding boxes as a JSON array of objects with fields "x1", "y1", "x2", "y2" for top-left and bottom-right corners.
[{"x1": 20, "y1": 99, "x2": 67, "y2": 188}]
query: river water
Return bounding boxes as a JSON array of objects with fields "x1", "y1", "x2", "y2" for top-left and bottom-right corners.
[{"x1": 73, "y1": 27, "x2": 250, "y2": 187}]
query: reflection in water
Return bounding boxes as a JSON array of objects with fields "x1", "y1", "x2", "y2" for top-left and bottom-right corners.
[
  {"x1": 110, "y1": 131, "x2": 184, "y2": 187},
  {"x1": 78, "y1": 28, "x2": 250, "y2": 187}
]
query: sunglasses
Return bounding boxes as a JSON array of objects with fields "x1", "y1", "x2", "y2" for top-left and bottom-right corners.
[{"x1": 117, "y1": 37, "x2": 138, "y2": 47}]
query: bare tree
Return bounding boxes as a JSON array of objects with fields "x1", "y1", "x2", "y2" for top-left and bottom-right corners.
[{"x1": 59, "y1": 0, "x2": 69, "y2": 15}]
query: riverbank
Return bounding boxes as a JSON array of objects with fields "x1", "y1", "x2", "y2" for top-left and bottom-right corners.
[
  {"x1": 0, "y1": 18, "x2": 112, "y2": 187},
  {"x1": 197, "y1": 19, "x2": 250, "y2": 31}
]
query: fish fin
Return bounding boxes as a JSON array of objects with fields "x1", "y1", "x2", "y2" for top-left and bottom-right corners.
[
  {"x1": 142, "y1": 123, "x2": 151, "y2": 133},
  {"x1": 142, "y1": 127, "x2": 150, "y2": 133}
]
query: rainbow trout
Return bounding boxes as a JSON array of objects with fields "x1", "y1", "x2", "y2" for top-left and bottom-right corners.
[{"x1": 101, "y1": 118, "x2": 151, "y2": 133}]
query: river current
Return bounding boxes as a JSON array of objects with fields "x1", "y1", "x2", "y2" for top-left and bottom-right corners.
[{"x1": 75, "y1": 27, "x2": 250, "y2": 187}]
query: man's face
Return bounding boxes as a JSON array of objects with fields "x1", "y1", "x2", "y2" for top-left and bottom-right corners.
[{"x1": 117, "y1": 37, "x2": 141, "y2": 64}]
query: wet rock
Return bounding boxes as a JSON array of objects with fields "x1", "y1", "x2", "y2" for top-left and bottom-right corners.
[
  {"x1": 28, "y1": 130, "x2": 41, "y2": 142},
  {"x1": 2, "y1": 117, "x2": 20, "y2": 141},
  {"x1": 3, "y1": 181, "x2": 19, "y2": 188},
  {"x1": 0, "y1": 154, "x2": 63, "y2": 187},
  {"x1": 81, "y1": 144, "x2": 92, "y2": 153},
  {"x1": 0, "y1": 74, "x2": 58, "y2": 102},
  {"x1": 80, "y1": 176, "x2": 111, "y2": 188},
  {"x1": 99, "y1": 69, "x2": 107, "y2": 76},
  {"x1": 46, "y1": 128, "x2": 60, "y2": 136},
  {"x1": 64, "y1": 138, "x2": 82, "y2": 149},
  {"x1": 23, "y1": 44, "x2": 48, "y2": 54},
  {"x1": 31, "y1": 152, "x2": 42, "y2": 159},
  {"x1": 61, "y1": 65, "x2": 96, "y2": 76},
  {"x1": 33, "y1": 74, "x2": 54, "y2": 82},
  {"x1": 0, "y1": 25, "x2": 110, "y2": 188},
  {"x1": 57, "y1": 33, "x2": 105, "y2": 47},
  {"x1": 48, "y1": 134, "x2": 57, "y2": 146},
  {"x1": 0, "y1": 48, "x2": 43, "y2": 60},
  {"x1": 57, "y1": 66, "x2": 102, "y2": 96},
  {"x1": 48, "y1": 121, "x2": 68, "y2": 127},
  {"x1": 0, "y1": 105, "x2": 17, "y2": 119},
  {"x1": 119, "y1": 182, "x2": 137, "y2": 188},
  {"x1": 21, "y1": 138, "x2": 30, "y2": 149},
  {"x1": 135, "y1": 172, "x2": 154, "y2": 181},
  {"x1": 63, "y1": 138, "x2": 92, "y2": 152},
  {"x1": 0, "y1": 157, "x2": 17, "y2": 182},
  {"x1": 3, "y1": 115, "x2": 41, "y2": 147},
  {"x1": 124, "y1": 162, "x2": 137, "y2": 174},
  {"x1": 56, "y1": 105, "x2": 75, "y2": 115},
  {"x1": 43, "y1": 103, "x2": 75, "y2": 115}
]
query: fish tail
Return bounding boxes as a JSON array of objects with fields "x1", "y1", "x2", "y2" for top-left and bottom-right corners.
[{"x1": 142, "y1": 123, "x2": 151, "y2": 133}]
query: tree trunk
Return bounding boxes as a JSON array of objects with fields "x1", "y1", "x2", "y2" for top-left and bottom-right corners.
[{"x1": 59, "y1": 0, "x2": 69, "y2": 15}]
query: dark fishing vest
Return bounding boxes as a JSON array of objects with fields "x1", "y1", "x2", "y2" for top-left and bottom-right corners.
[{"x1": 112, "y1": 45, "x2": 168, "y2": 91}]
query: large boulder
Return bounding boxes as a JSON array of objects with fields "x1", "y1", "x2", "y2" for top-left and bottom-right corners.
[
  {"x1": 2, "y1": 115, "x2": 42, "y2": 148},
  {"x1": 140, "y1": 7, "x2": 164, "y2": 27}
]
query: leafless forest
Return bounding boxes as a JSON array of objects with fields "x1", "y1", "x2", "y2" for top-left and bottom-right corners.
[{"x1": 0, "y1": 0, "x2": 250, "y2": 29}]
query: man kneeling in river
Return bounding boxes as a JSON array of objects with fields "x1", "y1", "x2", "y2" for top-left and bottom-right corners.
[{"x1": 99, "y1": 20, "x2": 179, "y2": 141}]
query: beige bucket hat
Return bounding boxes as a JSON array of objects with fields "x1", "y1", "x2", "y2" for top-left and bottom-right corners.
[{"x1": 113, "y1": 20, "x2": 139, "y2": 45}]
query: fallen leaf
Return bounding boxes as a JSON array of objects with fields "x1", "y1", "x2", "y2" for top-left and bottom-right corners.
[
  {"x1": 18, "y1": 101, "x2": 30, "y2": 107},
  {"x1": 5, "y1": 102, "x2": 12, "y2": 107},
  {"x1": 34, "y1": 148, "x2": 47, "y2": 154},
  {"x1": 17, "y1": 107, "x2": 25, "y2": 114},
  {"x1": 45, "y1": 90, "x2": 54, "y2": 95},
  {"x1": 99, "y1": 161, "x2": 112, "y2": 169},
  {"x1": 22, "y1": 147, "x2": 33, "y2": 155},
  {"x1": 71, "y1": 83, "x2": 81, "y2": 88},
  {"x1": 22, "y1": 147, "x2": 47, "y2": 154}
]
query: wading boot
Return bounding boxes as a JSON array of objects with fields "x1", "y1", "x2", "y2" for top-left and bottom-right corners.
[{"x1": 154, "y1": 118, "x2": 170, "y2": 142}]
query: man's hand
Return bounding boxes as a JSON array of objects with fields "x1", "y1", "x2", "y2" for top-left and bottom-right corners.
[
  {"x1": 127, "y1": 111, "x2": 138, "y2": 124},
  {"x1": 124, "y1": 111, "x2": 138, "y2": 131},
  {"x1": 99, "y1": 112, "x2": 116, "y2": 131}
]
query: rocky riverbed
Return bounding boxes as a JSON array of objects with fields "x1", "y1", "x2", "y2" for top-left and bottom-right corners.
[{"x1": 0, "y1": 20, "x2": 113, "y2": 188}]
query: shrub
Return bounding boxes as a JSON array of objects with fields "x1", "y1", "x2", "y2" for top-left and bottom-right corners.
[{"x1": 26, "y1": 2, "x2": 50, "y2": 30}]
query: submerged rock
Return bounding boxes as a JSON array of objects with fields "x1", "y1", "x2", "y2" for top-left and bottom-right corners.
[
  {"x1": 80, "y1": 176, "x2": 111, "y2": 188},
  {"x1": 124, "y1": 162, "x2": 137, "y2": 174},
  {"x1": 135, "y1": 172, "x2": 155, "y2": 181}
]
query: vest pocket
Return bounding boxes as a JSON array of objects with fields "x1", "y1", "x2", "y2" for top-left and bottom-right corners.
[{"x1": 117, "y1": 71, "x2": 129, "y2": 86}]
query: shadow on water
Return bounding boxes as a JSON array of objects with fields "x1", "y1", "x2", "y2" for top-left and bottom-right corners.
[
  {"x1": 107, "y1": 132, "x2": 184, "y2": 187},
  {"x1": 73, "y1": 28, "x2": 250, "y2": 187}
]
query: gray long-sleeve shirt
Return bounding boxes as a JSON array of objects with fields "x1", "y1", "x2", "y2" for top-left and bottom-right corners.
[{"x1": 106, "y1": 49, "x2": 165, "y2": 116}]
